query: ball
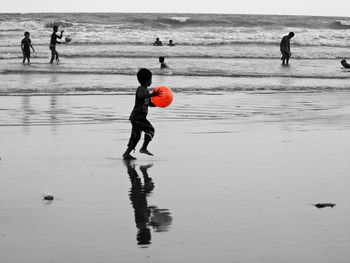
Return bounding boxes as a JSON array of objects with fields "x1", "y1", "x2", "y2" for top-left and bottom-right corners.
[
  {"x1": 65, "y1": 36, "x2": 72, "y2": 43},
  {"x1": 151, "y1": 86, "x2": 174, "y2": 108}
]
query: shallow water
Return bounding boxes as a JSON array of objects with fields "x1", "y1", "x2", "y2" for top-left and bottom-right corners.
[{"x1": 0, "y1": 93, "x2": 350, "y2": 262}]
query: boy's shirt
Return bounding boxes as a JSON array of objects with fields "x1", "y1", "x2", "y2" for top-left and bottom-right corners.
[
  {"x1": 21, "y1": 38, "x2": 31, "y2": 53},
  {"x1": 129, "y1": 86, "x2": 154, "y2": 121},
  {"x1": 280, "y1": 35, "x2": 290, "y2": 50},
  {"x1": 50, "y1": 33, "x2": 60, "y2": 46}
]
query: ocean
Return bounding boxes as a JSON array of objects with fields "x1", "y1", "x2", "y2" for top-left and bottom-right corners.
[{"x1": 1, "y1": 13, "x2": 350, "y2": 95}]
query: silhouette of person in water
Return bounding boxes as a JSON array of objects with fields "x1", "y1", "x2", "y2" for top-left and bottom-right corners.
[
  {"x1": 153, "y1": 37, "x2": 163, "y2": 46},
  {"x1": 124, "y1": 160, "x2": 172, "y2": 246},
  {"x1": 280, "y1": 32, "x2": 294, "y2": 65},
  {"x1": 21, "y1": 31, "x2": 35, "y2": 64},
  {"x1": 159, "y1": 56, "x2": 169, "y2": 69},
  {"x1": 168, "y1": 40, "x2": 175, "y2": 46},
  {"x1": 49, "y1": 25, "x2": 64, "y2": 63}
]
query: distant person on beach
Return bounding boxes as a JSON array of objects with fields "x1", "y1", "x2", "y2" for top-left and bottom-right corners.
[
  {"x1": 49, "y1": 25, "x2": 64, "y2": 63},
  {"x1": 21, "y1": 31, "x2": 35, "y2": 64},
  {"x1": 153, "y1": 38, "x2": 163, "y2": 46},
  {"x1": 122, "y1": 68, "x2": 162, "y2": 160},
  {"x1": 159, "y1": 56, "x2": 169, "y2": 69},
  {"x1": 280, "y1": 32, "x2": 294, "y2": 65},
  {"x1": 168, "y1": 40, "x2": 175, "y2": 46}
]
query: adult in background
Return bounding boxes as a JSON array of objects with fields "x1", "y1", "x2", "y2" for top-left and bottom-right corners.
[
  {"x1": 280, "y1": 32, "x2": 294, "y2": 65},
  {"x1": 153, "y1": 38, "x2": 162, "y2": 46}
]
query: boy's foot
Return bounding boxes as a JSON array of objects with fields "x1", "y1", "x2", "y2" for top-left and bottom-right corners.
[
  {"x1": 139, "y1": 148, "x2": 154, "y2": 156},
  {"x1": 123, "y1": 153, "x2": 136, "y2": 160}
]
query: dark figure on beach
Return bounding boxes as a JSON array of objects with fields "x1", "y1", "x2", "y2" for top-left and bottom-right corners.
[
  {"x1": 124, "y1": 161, "x2": 172, "y2": 246},
  {"x1": 341, "y1": 59, "x2": 350, "y2": 69},
  {"x1": 21, "y1": 31, "x2": 35, "y2": 64},
  {"x1": 153, "y1": 38, "x2": 163, "y2": 46},
  {"x1": 280, "y1": 32, "x2": 294, "y2": 65},
  {"x1": 168, "y1": 40, "x2": 175, "y2": 46},
  {"x1": 122, "y1": 68, "x2": 162, "y2": 160},
  {"x1": 159, "y1": 56, "x2": 169, "y2": 69},
  {"x1": 49, "y1": 25, "x2": 64, "y2": 63}
]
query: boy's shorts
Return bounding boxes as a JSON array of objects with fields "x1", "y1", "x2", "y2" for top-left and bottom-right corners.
[
  {"x1": 131, "y1": 119, "x2": 155, "y2": 139},
  {"x1": 23, "y1": 51, "x2": 30, "y2": 58}
]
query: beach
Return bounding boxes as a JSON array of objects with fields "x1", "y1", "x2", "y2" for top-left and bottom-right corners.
[
  {"x1": 1, "y1": 12, "x2": 350, "y2": 262},
  {"x1": 1, "y1": 92, "x2": 350, "y2": 262}
]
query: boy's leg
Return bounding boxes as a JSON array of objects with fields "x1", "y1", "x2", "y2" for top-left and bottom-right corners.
[
  {"x1": 139, "y1": 120, "x2": 155, "y2": 156},
  {"x1": 50, "y1": 47, "x2": 55, "y2": 63},
  {"x1": 56, "y1": 50, "x2": 59, "y2": 62},
  {"x1": 123, "y1": 122, "x2": 141, "y2": 159}
]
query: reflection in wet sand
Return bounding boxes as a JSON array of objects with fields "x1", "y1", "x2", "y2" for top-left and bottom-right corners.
[{"x1": 124, "y1": 160, "x2": 172, "y2": 246}]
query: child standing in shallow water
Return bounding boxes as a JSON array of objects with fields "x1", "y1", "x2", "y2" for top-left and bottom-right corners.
[
  {"x1": 123, "y1": 68, "x2": 162, "y2": 160},
  {"x1": 49, "y1": 25, "x2": 64, "y2": 63},
  {"x1": 21, "y1": 31, "x2": 35, "y2": 64}
]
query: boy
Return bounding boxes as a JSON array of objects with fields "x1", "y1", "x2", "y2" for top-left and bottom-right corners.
[
  {"x1": 49, "y1": 25, "x2": 64, "y2": 63},
  {"x1": 280, "y1": 32, "x2": 294, "y2": 65},
  {"x1": 159, "y1": 56, "x2": 168, "y2": 69},
  {"x1": 123, "y1": 68, "x2": 162, "y2": 160},
  {"x1": 21, "y1": 31, "x2": 35, "y2": 64}
]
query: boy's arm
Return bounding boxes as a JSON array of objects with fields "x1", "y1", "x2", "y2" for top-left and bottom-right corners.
[
  {"x1": 137, "y1": 88, "x2": 161, "y2": 100},
  {"x1": 21, "y1": 41, "x2": 24, "y2": 51},
  {"x1": 30, "y1": 43, "x2": 35, "y2": 52},
  {"x1": 57, "y1": 31, "x2": 64, "y2": 39}
]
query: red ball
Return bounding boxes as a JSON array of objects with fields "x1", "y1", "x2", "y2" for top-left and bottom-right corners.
[{"x1": 151, "y1": 86, "x2": 174, "y2": 108}]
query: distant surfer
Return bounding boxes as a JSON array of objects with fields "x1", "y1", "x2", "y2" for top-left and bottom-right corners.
[
  {"x1": 280, "y1": 32, "x2": 294, "y2": 65},
  {"x1": 341, "y1": 59, "x2": 350, "y2": 69},
  {"x1": 168, "y1": 40, "x2": 175, "y2": 46},
  {"x1": 21, "y1": 31, "x2": 35, "y2": 64},
  {"x1": 49, "y1": 25, "x2": 64, "y2": 63},
  {"x1": 159, "y1": 56, "x2": 169, "y2": 69},
  {"x1": 153, "y1": 38, "x2": 163, "y2": 46}
]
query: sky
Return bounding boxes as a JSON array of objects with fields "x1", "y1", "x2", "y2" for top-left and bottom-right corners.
[{"x1": 2, "y1": 0, "x2": 350, "y2": 17}]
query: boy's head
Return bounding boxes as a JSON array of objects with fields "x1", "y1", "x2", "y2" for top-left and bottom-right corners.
[
  {"x1": 53, "y1": 25, "x2": 58, "y2": 32},
  {"x1": 159, "y1": 56, "x2": 165, "y2": 63},
  {"x1": 24, "y1": 31, "x2": 30, "y2": 38},
  {"x1": 156, "y1": 38, "x2": 159, "y2": 41},
  {"x1": 137, "y1": 68, "x2": 152, "y2": 86},
  {"x1": 288, "y1": 32, "x2": 295, "y2": 38},
  {"x1": 169, "y1": 40, "x2": 173, "y2": 44}
]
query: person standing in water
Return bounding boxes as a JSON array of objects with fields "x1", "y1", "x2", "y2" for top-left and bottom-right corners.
[
  {"x1": 280, "y1": 32, "x2": 294, "y2": 65},
  {"x1": 21, "y1": 31, "x2": 35, "y2": 64},
  {"x1": 153, "y1": 38, "x2": 163, "y2": 46},
  {"x1": 49, "y1": 25, "x2": 64, "y2": 63}
]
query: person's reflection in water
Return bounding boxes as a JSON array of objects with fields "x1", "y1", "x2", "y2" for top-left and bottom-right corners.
[{"x1": 124, "y1": 160, "x2": 172, "y2": 246}]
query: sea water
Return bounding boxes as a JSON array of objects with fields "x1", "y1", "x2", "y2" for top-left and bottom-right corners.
[{"x1": 1, "y1": 13, "x2": 350, "y2": 95}]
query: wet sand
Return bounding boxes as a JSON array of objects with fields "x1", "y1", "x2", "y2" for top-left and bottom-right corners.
[{"x1": 0, "y1": 93, "x2": 350, "y2": 262}]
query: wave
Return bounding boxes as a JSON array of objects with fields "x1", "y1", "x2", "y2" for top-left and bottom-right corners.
[
  {"x1": 44, "y1": 21, "x2": 74, "y2": 28},
  {"x1": 1, "y1": 84, "x2": 350, "y2": 96},
  {"x1": 331, "y1": 20, "x2": 350, "y2": 29},
  {"x1": 2, "y1": 68, "x2": 350, "y2": 79}
]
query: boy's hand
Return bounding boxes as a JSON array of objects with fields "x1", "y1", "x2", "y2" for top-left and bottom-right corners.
[{"x1": 152, "y1": 89, "x2": 162, "y2": 97}]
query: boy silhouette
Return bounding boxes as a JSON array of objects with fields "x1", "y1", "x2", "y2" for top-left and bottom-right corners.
[
  {"x1": 123, "y1": 68, "x2": 162, "y2": 160},
  {"x1": 21, "y1": 31, "x2": 35, "y2": 64}
]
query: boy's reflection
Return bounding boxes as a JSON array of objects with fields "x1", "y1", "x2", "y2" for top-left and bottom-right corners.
[{"x1": 124, "y1": 160, "x2": 172, "y2": 246}]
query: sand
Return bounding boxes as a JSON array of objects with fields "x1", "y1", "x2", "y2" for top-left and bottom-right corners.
[{"x1": 0, "y1": 93, "x2": 350, "y2": 263}]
